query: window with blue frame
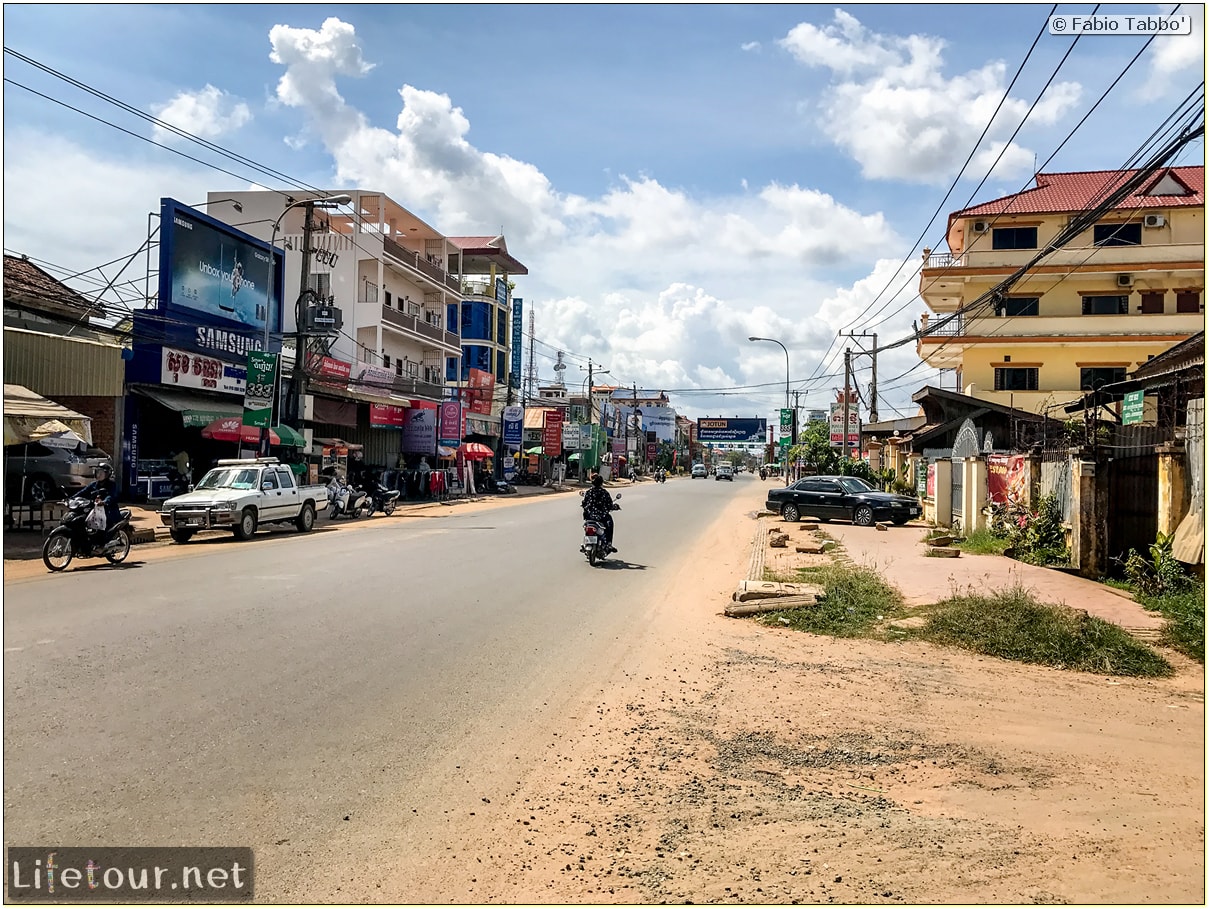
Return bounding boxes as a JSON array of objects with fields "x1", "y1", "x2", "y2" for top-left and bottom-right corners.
[
  {"x1": 446, "y1": 303, "x2": 459, "y2": 336},
  {"x1": 461, "y1": 301, "x2": 493, "y2": 341},
  {"x1": 445, "y1": 357, "x2": 459, "y2": 382},
  {"x1": 497, "y1": 307, "x2": 507, "y2": 348},
  {"x1": 462, "y1": 345, "x2": 493, "y2": 380},
  {"x1": 496, "y1": 349, "x2": 506, "y2": 382}
]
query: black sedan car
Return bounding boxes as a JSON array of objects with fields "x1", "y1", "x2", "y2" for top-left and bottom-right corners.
[{"x1": 765, "y1": 475, "x2": 921, "y2": 526}]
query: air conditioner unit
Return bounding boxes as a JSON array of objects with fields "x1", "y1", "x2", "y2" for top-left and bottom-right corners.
[
  {"x1": 1117, "y1": 274, "x2": 1133, "y2": 288},
  {"x1": 1143, "y1": 213, "x2": 1166, "y2": 228},
  {"x1": 972, "y1": 219, "x2": 990, "y2": 233}
]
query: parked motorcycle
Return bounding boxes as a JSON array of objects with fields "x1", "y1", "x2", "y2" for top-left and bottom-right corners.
[
  {"x1": 363, "y1": 474, "x2": 400, "y2": 516},
  {"x1": 42, "y1": 495, "x2": 134, "y2": 572},
  {"x1": 327, "y1": 476, "x2": 370, "y2": 519},
  {"x1": 580, "y1": 493, "x2": 621, "y2": 567}
]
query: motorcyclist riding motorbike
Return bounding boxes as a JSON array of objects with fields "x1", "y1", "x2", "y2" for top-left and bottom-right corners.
[
  {"x1": 77, "y1": 463, "x2": 121, "y2": 549},
  {"x1": 581, "y1": 474, "x2": 619, "y2": 552}
]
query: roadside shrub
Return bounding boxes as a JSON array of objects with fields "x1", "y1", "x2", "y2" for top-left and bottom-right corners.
[
  {"x1": 1121, "y1": 531, "x2": 1190, "y2": 597},
  {"x1": 758, "y1": 563, "x2": 902, "y2": 637},
  {"x1": 956, "y1": 527, "x2": 1010, "y2": 556},
  {"x1": 919, "y1": 584, "x2": 1172, "y2": 677},
  {"x1": 1003, "y1": 493, "x2": 1069, "y2": 566}
]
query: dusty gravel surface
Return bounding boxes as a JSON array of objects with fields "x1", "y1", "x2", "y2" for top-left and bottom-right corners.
[{"x1": 317, "y1": 491, "x2": 1204, "y2": 904}]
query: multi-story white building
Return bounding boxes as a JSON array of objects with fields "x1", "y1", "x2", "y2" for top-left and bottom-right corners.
[{"x1": 206, "y1": 191, "x2": 527, "y2": 460}]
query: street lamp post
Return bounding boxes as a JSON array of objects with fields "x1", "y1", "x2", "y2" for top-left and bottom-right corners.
[
  {"x1": 749, "y1": 336, "x2": 793, "y2": 471},
  {"x1": 262, "y1": 193, "x2": 352, "y2": 455}
]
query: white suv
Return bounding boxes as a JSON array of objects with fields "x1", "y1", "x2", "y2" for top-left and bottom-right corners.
[
  {"x1": 715, "y1": 465, "x2": 734, "y2": 481},
  {"x1": 691, "y1": 463, "x2": 707, "y2": 479}
]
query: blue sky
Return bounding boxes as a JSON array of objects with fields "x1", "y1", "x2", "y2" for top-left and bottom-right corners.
[{"x1": 3, "y1": 3, "x2": 1204, "y2": 420}]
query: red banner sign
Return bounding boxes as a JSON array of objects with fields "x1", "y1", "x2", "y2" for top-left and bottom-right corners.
[
  {"x1": 305, "y1": 353, "x2": 353, "y2": 383},
  {"x1": 369, "y1": 403, "x2": 406, "y2": 427},
  {"x1": 646, "y1": 442, "x2": 657, "y2": 462},
  {"x1": 460, "y1": 367, "x2": 495, "y2": 415},
  {"x1": 988, "y1": 454, "x2": 1027, "y2": 504},
  {"x1": 543, "y1": 410, "x2": 563, "y2": 457}
]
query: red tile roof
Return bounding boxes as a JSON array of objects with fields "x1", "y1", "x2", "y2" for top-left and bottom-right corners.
[{"x1": 955, "y1": 166, "x2": 1204, "y2": 218}]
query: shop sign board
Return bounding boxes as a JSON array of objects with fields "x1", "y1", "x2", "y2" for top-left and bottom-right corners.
[
  {"x1": 162, "y1": 347, "x2": 245, "y2": 395},
  {"x1": 242, "y1": 351, "x2": 278, "y2": 429},
  {"x1": 369, "y1": 403, "x2": 406, "y2": 427},
  {"x1": 439, "y1": 401, "x2": 463, "y2": 446},
  {"x1": 562, "y1": 423, "x2": 581, "y2": 450},
  {"x1": 829, "y1": 402, "x2": 861, "y2": 447},
  {"x1": 543, "y1": 410, "x2": 563, "y2": 456},
  {"x1": 1122, "y1": 390, "x2": 1145, "y2": 425},
  {"x1": 502, "y1": 405, "x2": 523, "y2": 448},
  {"x1": 306, "y1": 353, "x2": 353, "y2": 384},
  {"x1": 401, "y1": 407, "x2": 437, "y2": 453},
  {"x1": 510, "y1": 298, "x2": 523, "y2": 389}
]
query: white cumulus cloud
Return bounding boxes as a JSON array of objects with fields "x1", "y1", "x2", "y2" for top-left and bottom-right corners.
[
  {"x1": 1135, "y1": 6, "x2": 1205, "y2": 100},
  {"x1": 151, "y1": 85, "x2": 252, "y2": 141},
  {"x1": 779, "y1": 9, "x2": 1082, "y2": 184}
]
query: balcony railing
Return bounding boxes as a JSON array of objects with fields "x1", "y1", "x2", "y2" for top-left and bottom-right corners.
[
  {"x1": 389, "y1": 375, "x2": 445, "y2": 402},
  {"x1": 919, "y1": 311, "x2": 1203, "y2": 340},
  {"x1": 923, "y1": 253, "x2": 966, "y2": 269},
  {"x1": 381, "y1": 304, "x2": 461, "y2": 350},
  {"x1": 382, "y1": 236, "x2": 461, "y2": 294}
]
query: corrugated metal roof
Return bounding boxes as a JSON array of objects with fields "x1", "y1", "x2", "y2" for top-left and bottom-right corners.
[
  {"x1": 3, "y1": 328, "x2": 124, "y2": 396},
  {"x1": 957, "y1": 166, "x2": 1204, "y2": 218},
  {"x1": 3, "y1": 255, "x2": 104, "y2": 321}
]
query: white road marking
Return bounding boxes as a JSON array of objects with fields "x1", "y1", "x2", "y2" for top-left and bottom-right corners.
[
  {"x1": 5, "y1": 647, "x2": 25, "y2": 653},
  {"x1": 35, "y1": 639, "x2": 54, "y2": 645}
]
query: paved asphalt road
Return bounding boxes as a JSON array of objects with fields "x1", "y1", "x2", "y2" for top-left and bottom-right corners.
[{"x1": 4, "y1": 473, "x2": 758, "y2": 897}]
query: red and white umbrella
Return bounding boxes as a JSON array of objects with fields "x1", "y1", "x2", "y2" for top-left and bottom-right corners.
[
  {"x1": 458, "y1": 442, "x2": 494, "y2": 460},
  {"x1": 201, "y1": 417, "x2": 280, "y2": 446}
]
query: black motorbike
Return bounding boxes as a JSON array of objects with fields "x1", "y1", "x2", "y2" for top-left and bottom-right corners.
[
  {"x1": 580, "y1": 493, "x2": 621, "y2": 566},
  {"x1": 363, "y1": 475, "x2": 400, "y2": 516},
  {"x1": 42, "y1": 495, "x2": 134, "y2": 572}
]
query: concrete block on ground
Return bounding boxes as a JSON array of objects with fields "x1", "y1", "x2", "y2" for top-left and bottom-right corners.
[
  {"x1": 876, "y1": 523, "x2": 888, "y2": 531},
  {"x1": 726, "y1": 594, "x2": 820, "y2": 617},
  {"x1": 795, "y1": 545, "x2": 826, "y2": 554},
  {"x1": 769, "y1": 534, "x2": 789, "y2": 548},
  {"x1": 800, "y1": 523, "x2": 819, "y2": 531},
  {"x1": 734, "y1": 580, "x2": 823, "y2": 602},
  {"x1": 928, "y1": 535, "x2": 953, "y2": 547},
  {"x1": 927, "y1": 546, "x2": 960, "y2": 558}
]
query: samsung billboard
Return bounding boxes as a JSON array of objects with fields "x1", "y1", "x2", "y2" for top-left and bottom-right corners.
[{"x1": 157, "y1": 199, "x2": 284, "y2": 350}]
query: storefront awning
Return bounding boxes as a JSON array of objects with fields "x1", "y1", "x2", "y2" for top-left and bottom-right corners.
[
  {"x1": 4, "y1": 384, "x2": 93, "y2": 445},
  {"x1": 132, "y1": 386, "x2": 242, "y2": 428}
]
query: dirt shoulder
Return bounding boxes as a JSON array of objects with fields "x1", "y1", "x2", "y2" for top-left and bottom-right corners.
[{"x1": 386, "y1": 495, "x2": 1205, "y2": 904}]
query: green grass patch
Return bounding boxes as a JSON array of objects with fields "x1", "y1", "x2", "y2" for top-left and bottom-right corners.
[
  {"x1": 955, "y1": 527, "x2": 1011, "y2": 556},
  {"x1": 1135, "y1": 582, "x2": 1205, "y2": 663},
  {"x1": 756, "y1": 563, "x2": 903, "y2": 637},
  {"x1": 914, "y1": 585, "x2": 1173, "y2": 677}
]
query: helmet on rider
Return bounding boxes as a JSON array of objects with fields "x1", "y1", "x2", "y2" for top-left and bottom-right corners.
[{"x1": 94, "y1": 463, "x2": 113, "y2": 480}]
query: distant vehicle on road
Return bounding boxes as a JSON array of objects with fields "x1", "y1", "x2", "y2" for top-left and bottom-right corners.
[
  {"x1": 715, "y1": 465, "x2": 734, "y2": 481},
  {"x1": 765, "y1": 475, "x2": 921, "y2": 526},
  {"x1": 159, "y1": 458, "x2": 328, "y2": 542},
  {"x1": 691, "y1": 463, "x2": 707, "y2": 479}
]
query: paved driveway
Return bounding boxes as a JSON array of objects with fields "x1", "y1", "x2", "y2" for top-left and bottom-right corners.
[{"x1": 820, "y1": 521, "x2": 1165, "y2": 634}]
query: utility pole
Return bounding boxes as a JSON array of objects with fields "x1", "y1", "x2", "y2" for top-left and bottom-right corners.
[
  {"x1": 843, "y1": 330, "x2": 879, "y2": 424},
  {"x1": 287, "y1": 201, "x2": 317, "y2": 429},
  {"x1": 792, "y1": 390, "x2": 801, "y2": 481},
  {"x1": 633, "y1": 383, "x2": 639, "y2": 472},
  {"x1": 843, "y1": 347, "x2": 852, "y2": 462}
]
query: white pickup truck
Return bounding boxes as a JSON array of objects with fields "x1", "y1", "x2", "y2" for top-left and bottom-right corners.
[{"x1": 159, "y1": 458, "x2": 329, "y2": 543}]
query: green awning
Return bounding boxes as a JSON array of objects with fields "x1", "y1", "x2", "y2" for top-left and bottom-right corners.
[
  {"x1": 271, "y1": 424, "x2": 307, "y2": 448},
  {"x1": 524, "y1": 446, "x2": 543, "y2": 454},
  {"x1": 133, "y1": 386, "x2": 242, "y2": 428}
]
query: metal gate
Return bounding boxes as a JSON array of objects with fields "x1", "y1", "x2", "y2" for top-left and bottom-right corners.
[
  {"x1": 1040, "y1": 454, "x2": 1072, "y2": 521},
  {"x1": 950, "y1": 458, "x2": 964, "y2": 529},
  {"x1": 1106, "y1": 453, "x2": 1159, "y2": 566}
]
